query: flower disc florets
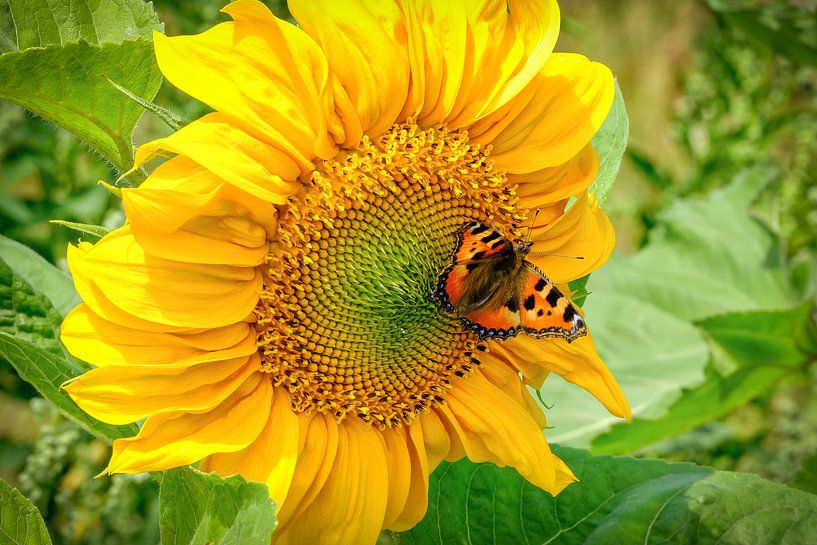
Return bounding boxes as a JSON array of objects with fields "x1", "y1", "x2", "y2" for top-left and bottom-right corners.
[{"x1": 255, "y1": 122, "x2": 523, "y2": 428}]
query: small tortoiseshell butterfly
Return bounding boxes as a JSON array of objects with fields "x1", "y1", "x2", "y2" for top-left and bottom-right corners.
[{"x1": 435, "y1": 221, "x2": 586, "y2": 342}]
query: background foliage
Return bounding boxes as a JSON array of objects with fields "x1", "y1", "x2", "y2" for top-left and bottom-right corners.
[{"x1": 1, "y1": 0, "x2": 816, "y2": 544}]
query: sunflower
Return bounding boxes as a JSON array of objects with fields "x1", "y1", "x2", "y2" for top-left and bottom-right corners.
[{"x1": 61, "y1": 1, "x2": 630, "y2": 543}]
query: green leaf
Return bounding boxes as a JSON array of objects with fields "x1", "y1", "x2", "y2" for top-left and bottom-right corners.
[
  {"x1": 0, "y1": 478, "x2": 51, "y2": 545},
  {"x1": 159, "y1": 467, "x2": 277, "y2": 545},
  {"x1": 542, "y1": 171, "x2": 814, "y2": 449},
  {"x1": 0, "y1": 256, "x2": 138, "y2": 443},
  {"x1": 394, "y1": 448, "x2": 817, "y2": 545},
  {"x1": 589, "y1": 80, "x2": 629, "y2": 206},
  {"x1": 0, "y1": 234, "x2": 79, "y2": 317},
  {"x1": 1, "y1": 0, "x2": 159, "y2": 51},
  {"x1": 592, "y1": 304, "x2": 817, "y2": 454},
  {"x1": 0, "y1": 0, "x2": 163, "y2": 170}
]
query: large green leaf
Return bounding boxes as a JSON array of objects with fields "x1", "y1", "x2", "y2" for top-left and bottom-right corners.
[
  {"x1": 543, "y1": 171, "x2": 813, "y2": 448},
  {"x1": 0, "y1": 0, "x2": 163, "y2": 170},
  {"x1": 0, "y1": 256, "x2": 138, "y2": 443},
  {"x1": 0, "y1": 234, "x2": 78, "y2": 317},
  {"x1": 592, "y1": 304, "x2": 817, "y2": 454},
  {"x1": 589, "y1": 80, "x2": 628, "y2": 206},
  {"x1": 394, "y1": 448, "x2": 817, "y2": 545},
  {"x1": 0, "y1": 478, "x2": 51, "y2": 545},
  {"x1": 159, "y1": 467, "x2": 277, "y2": 545}
]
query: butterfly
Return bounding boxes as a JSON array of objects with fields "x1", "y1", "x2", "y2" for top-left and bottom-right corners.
[{"x1": 435, "y1": 221, "x2": 586, "y2": 342}]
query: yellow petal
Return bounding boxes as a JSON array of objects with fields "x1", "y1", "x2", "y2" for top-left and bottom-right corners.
[
  {"x1": 446, "y1": 0, "x2": 561, "y2": 126},
  {"x1": 61, "y1": 305, "x2": 255, "y2": 367},
  {"x1": 135, "y1": 113, "x2": 301, "y2": 204},
  {"x1": 380, "y1": 427, "x2": 411, "y2": 529},
  {"x1": 64, "y1": 354, "x2": 259, "y2": 425},
  {"x1": 201, "y1": 386, "x2": 300, "y2": 513},
  {"x1": 124, "y1": 157, "x2": 276, "y2": 267},
  {"x1": 513, "y1": 144, "x2": 599, "y2": 209},
  {"x1": 275, "y1": 418, "x2": 389, "y2": 545},
  {"x1": 473, "y1": 53, "x2": 614, "y2": 173},
  {"x1": 500, "y1": 332, "x2": 631, "y2": 420},
  {"x1": 440, "y1": 369, "x2": 576, "y2": 495},
  {"x1": 388, "y1": 422, "x2": 431, "y2": 532},
  {"x1": 400, "y1": 1, "x2": 468, "y2": 124},
  {"x1": 67, "y1": 226, "x2": 261, "y2": 329},
  {"x1": 479, "y1": 354, "x2": 548, "y2": 429},
  {"x1": 528, "y1": 192, "x2": 616, "y2": 283},
  {"x1": 418, "y1": 410, "x2": 452, "y2": 469},
  {"x1": 153, "y1": 0, "x2": 355, "y2": 162},
  {"x1": 275, "y1": 413, "x2": 338, "y2": 530},
  {"x1": 289, "y1": 0, "x2": 410, "y2": 136},
  {"x1": 107, "y1": 372, "x2": 272, "y2": 473}
]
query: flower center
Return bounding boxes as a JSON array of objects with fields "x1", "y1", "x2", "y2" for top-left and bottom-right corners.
[{"x1": 255, "y1": 122, "x2": 522, "y2": 428}]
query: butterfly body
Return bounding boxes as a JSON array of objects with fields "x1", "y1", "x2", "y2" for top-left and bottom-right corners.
[{"x1": 435, "y1": 222, "x2": 586, "y2": 342}]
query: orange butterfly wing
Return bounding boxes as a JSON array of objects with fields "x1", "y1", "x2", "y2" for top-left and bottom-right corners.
[
  {"x1": 435, "y1": 222, "x2": 512, "y2": 311},
  {"x1": 518, "y1": 264, "x2": 586, "y2": 342}
]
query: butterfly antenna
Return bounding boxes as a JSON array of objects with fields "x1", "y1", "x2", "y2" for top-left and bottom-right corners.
[
  {"x1": 529, "y1": 251, "x2": 585, "y2": 260},
  {"x1": 525, "y1": 208, "x2": 541, "y2": 242}
]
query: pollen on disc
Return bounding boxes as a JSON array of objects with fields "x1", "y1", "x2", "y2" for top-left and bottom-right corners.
[{"x1": 254, "y1": 121, "x2": 523, "y2": 428}]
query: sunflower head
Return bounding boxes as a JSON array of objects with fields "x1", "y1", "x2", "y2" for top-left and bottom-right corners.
[{"x1": 60, "y1": 1, "x2": 630, "y2": 543}]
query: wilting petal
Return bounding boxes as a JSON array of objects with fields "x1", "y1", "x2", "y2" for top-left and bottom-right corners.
[
  {"x1": 67, "y1": 226, "x2": 261, "y2": 329},
  {"x1": 290, "y1": 0, "x2": 410, "y2": 137},
  {"x1": 124, "y1": 157, "x2": 277, "y2": 267},
  {"x1": 496, "y1": 333, "x2": 631, "y2": 420},
  {"x1": 107, "y1": 372, "x2": 272, "y2": 473},
  {"x1": 472, "y1": 53, "x2": 613, "y2": 173}
]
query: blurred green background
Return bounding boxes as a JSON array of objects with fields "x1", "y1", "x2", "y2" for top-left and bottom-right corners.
[{"x1": 1, "y1": 0, "x2": 816, "y2": 543}]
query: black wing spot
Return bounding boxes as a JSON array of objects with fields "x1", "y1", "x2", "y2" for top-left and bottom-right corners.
[
  {"x1": 545, "y1": 288, "x2": 560, "y2": 307},
  {"x1": 547, "y1": 310, "x2": 552, "y2": 316},
  {"x1": 534, "y1": 278, "x2": 547, "y2": 292},
  {"x1": 537, "y1": 309, "x2": 544, "y2": 316},
  {"x1": 523, "y1": 294, "x2": 536, "y2": 311},
  {"x1": 470, "y1": 224, "x2": 489, "y2": 235},
  {"x1": 563, "y1": 306, "x2": 576, "y2": 322},
  {"x1": 481, "y1": 231, "x2": 501, "y2": 244},
  {"x1": 466, "y1": 263, "x2": 479, "y2": 272},
  {"x1": 471, "y1": 251, "x2": 486, "y2": 261},
  {"x1": 507, "y1": 297, "x2": 519, "y2": 312}
]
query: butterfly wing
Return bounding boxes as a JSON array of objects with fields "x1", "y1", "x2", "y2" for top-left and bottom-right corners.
[
  {"x1": 460, "y1": 295, "x2": 523, "y2": 340},
  {"x1": 518, "y1": 263, "x2": 586, "y2": 342},
  {"x1": 435, "y1": 222, "x2": 513, "y2": 311}
]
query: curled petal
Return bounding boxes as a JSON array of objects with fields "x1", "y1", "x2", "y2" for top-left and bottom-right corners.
[
  {"x1": 61, "y1": 305, "x2": 256, "y2": 368},
  {"x1": 472, "y1": 53, "x2": 613, "y2": 173},
  {"x1": 135, "y1": 113, "x2": 302, "y2": 204},
  {"x1": 495, "y1": 333, "x2": 631, "y2": 420},
  {"x1": 107, "y1": 372, "x2": 272, "y2": 473},
  {"x1": 124, "y1": 157, "x2": 277, "y2": 267},
  {"x1": 68, "y1": 227, "x2": 261, "y2": 329},
  {"x1": 528, "y1": 192, "x2": 616, "y2": 283}
]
